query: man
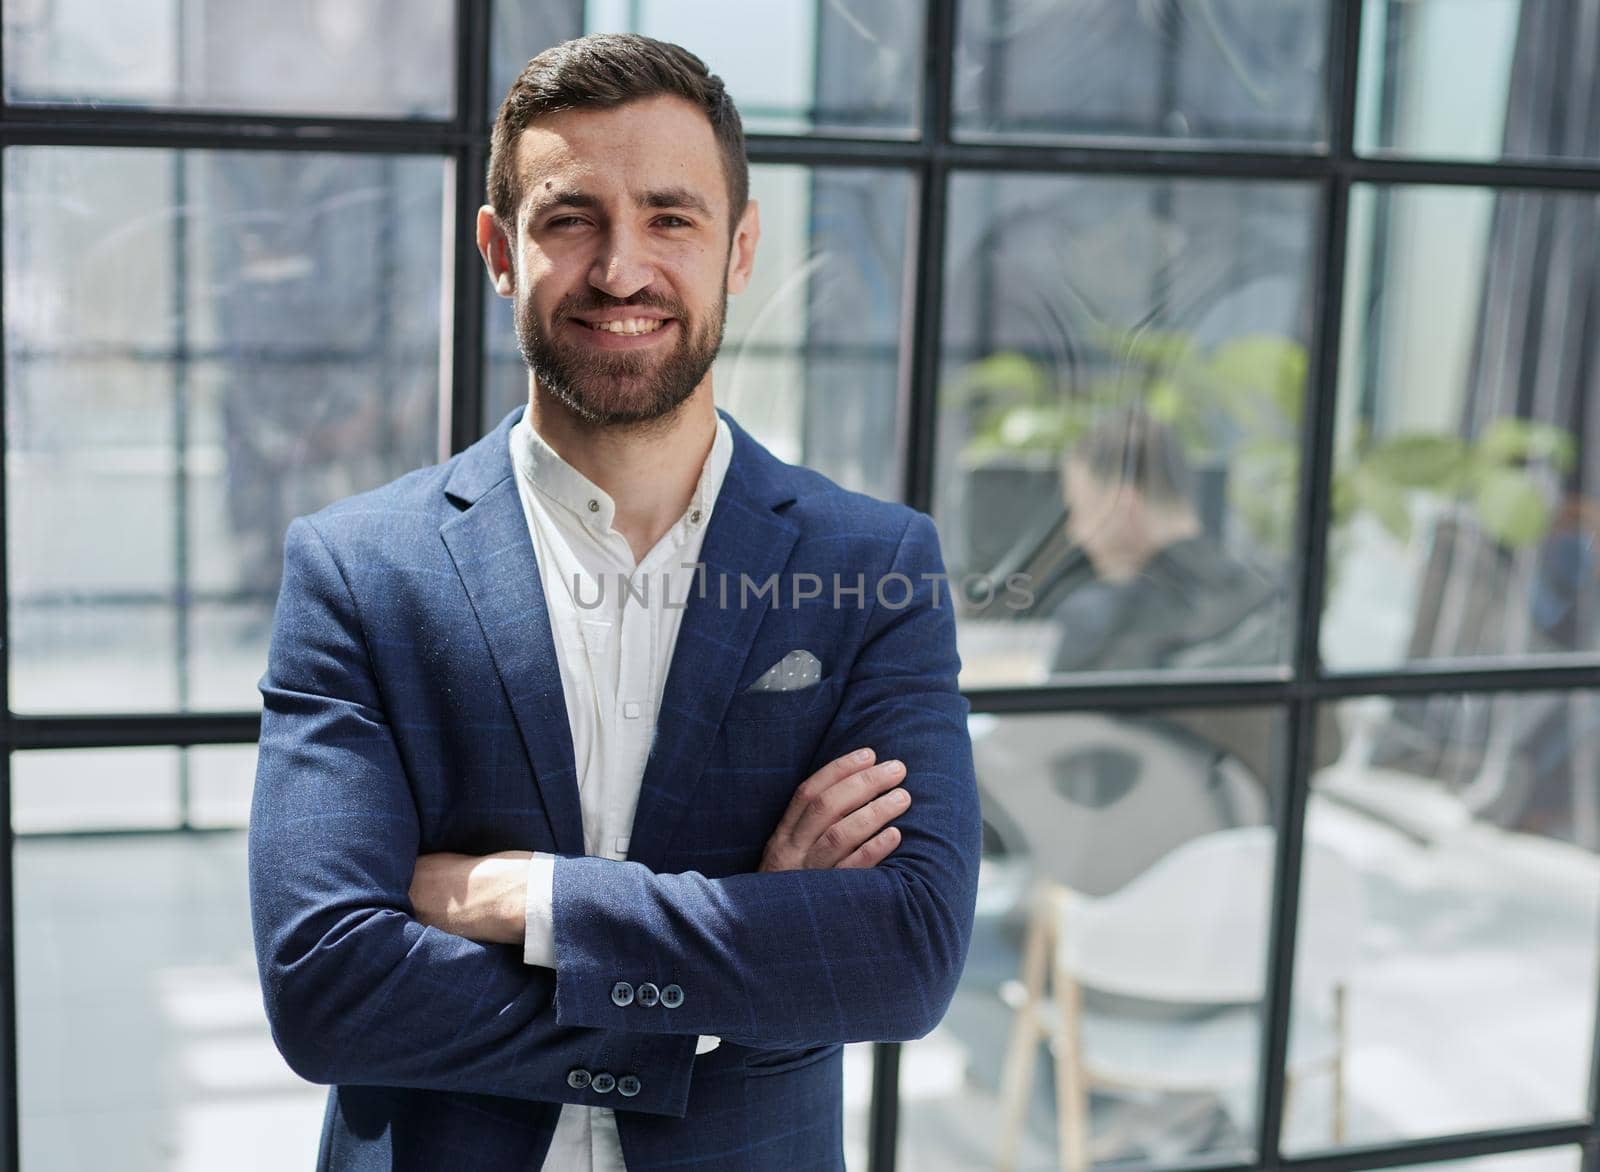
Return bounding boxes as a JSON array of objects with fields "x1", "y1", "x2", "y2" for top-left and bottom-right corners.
[
  {"x1": 248, "y1": 32, "x2": 981, "y2": 1172},
  {"x1": 1049, "y1": 408, "x2": 1283, "y2": 674}
]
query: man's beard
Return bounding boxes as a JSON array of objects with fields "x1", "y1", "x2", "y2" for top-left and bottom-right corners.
[{"x1": 515, "y1": 285, "x2": 726, "y2": 428}]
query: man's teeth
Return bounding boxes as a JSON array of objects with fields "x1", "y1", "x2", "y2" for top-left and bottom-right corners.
[{"x1": 589, "y1": 318, "x2": 665, "y2": 335}]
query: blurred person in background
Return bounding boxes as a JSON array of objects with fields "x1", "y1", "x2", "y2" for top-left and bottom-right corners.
[{"x1": 1050, "y1": 408, "x2": 1282, "y2": 674}]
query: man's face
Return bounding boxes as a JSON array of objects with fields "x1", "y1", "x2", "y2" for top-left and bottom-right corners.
[
  {"x1": 1064, "y1": 459, "x2": 1143, "y2": 578},
  {"x1": 483, "y1": 94, "x2": 758, "y2": 428}
]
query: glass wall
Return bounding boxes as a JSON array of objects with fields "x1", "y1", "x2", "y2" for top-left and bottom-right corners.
[{"x1": 3, "y1": 2, "x2": 1599, "y2": 1172}]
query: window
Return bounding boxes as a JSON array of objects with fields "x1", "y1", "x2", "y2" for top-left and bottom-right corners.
[{"x1": 4, "y1": 2, "x2": 1598, "y2": 1171}]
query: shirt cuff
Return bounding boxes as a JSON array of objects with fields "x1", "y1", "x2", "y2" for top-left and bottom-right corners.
[
  {"x1": 696, "y1": 1035, "x2": 722, "y2": 1055},
  {"x1": 523, "y1": 851, "x2": 557, "y2": 968}
]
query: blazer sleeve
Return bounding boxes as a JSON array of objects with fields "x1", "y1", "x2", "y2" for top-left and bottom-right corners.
[
  {"x1": 249, "y1": 516, "x2": 698, "y2": 1115},
  {"x1": 549, "y1": 510, "x2": 983, "y2": 1047}
]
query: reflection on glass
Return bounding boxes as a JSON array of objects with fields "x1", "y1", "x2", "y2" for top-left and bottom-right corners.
[
  {"x1": 1323, "y1": 185, "x2": 1600, "y2": 673},
  {"x1": 2, "y1": 0, "x2": 454, "y2": 117},
  {"x1": 953, "y1": 0, "x2": 1327, "y2": 146},
  {"x1": 492, "y1": 0, "x2": 924, "y2": 135},
  {"x1": 900, "y1": 707, "x2": 1299, "y2": 1171},
  {"x1": 1287, "y1": 693, "x2": 1600, "y2": 1151},
  {"x1": 4, "y1": 147, "x2": 447, "y2": 713},
  {"x1": 1383, "y1": 1152, "x2": 1582, "y2": 1172},
  {"x1": 937, "y1": 173, "x2": 1316, "y2": 686},
  {"x1": 15, "y1": 829, "x2": 323, "y2": 1169},
  {"x1": 1356, "y1": 0, "x2": 1598, "y2": 164},
  {"x1": 484, "y1": 165, "x2": 912, "y2": 502}
]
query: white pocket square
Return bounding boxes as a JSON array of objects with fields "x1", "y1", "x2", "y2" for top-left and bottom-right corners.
[{"x1": 743, "y1": 649, "x2": 823, "y2": 693}]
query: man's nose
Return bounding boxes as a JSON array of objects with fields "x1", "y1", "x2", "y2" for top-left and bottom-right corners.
[{"x1": 589, "y1": 227, "x2": 657, "y2": 300}]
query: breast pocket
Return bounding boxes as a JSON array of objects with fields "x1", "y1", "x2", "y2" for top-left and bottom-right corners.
[{"x1": 720, "y1": 672, "x2": 841, "y2": 724}]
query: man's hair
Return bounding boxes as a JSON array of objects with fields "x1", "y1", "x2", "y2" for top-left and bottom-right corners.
[
  {"x1": 1068, "y1": 408, "x2": 1195, "y2": 507},
  {"x1": 487, "y1": 33, "x2": 749, "y2": 240}
]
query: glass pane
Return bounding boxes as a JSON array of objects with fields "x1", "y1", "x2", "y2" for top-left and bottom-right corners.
[
  {"x1": 189, "y1": 743, "x2": 258, "y2": 829},
  {"x1": 16, "y1": 826, "x2": 325, "y2": 1169},
  {"x1": 954, "y1": 0, "x2": 1328, "y2": 147},
  {"x1": 1355, "y1": 0, "x2": 1598, "y2": 164},
  {"x1": 484, "y1": 164, "x2": 912, "y2": 503},
  {"x1": 1323, "y1": 185, "x2": 1600, "y2": 673},
  {"x1": 1286, "y1": 693, "x2": 1600, "y2": 1152},
  {"x1": 491, "y1": 0, "x2": 924, "y2": 135},
  {"x1": 900, "y1": 707, "x2": 1286, "y2": 1170},
  {"x1": 5, "y1": 147, "x2": 448, "y2": 714},
  {"x1": 2, "y1": 0, "x2": 454, "y2": 117},
  {"x1": 938, "y1": 173, "x2": 1318, "y2": 687},
  {"x1": 13, "y1": 747, "x2": 181, "y2": 833},
  {"x1": 1388, "y1": 1152, "x2": 1582, "y2": 1172}
]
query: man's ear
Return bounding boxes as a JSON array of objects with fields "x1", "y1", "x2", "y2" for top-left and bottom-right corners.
[
  {"x1": 725, "y1": 198, "x2": 760, "y2": 295},
  {"x1": 475, "y1": 205, "x2": 516, "y2": 298}
]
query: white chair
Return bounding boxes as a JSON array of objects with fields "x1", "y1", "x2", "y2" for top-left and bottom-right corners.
[{"x1": 995, "y1": 825, "x2": 1363, "y2": 1171}]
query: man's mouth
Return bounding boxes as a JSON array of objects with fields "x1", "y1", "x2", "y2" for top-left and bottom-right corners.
[{"x1": 580, "y1": 317, "x2": 670, "y2": 336}]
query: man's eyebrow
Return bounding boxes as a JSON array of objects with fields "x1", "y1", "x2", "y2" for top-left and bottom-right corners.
[
  {"x1": 527, "y1": 189, "x2": 600, "y2": 219},
  {"x1": 638, "y1": 187, "x2": 713, "y2": 217}
]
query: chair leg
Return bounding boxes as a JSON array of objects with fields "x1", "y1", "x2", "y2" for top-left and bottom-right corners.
[
  {"x1": 1331, "y1": 983, "x2": 1347, "y2": 1143},
  {"x1": 997, "y1": 892, "x2": 1053, "y2": 1172},
  {"x1": 1049, "y1": 926, "x2": 1089, "y2": 1172}
]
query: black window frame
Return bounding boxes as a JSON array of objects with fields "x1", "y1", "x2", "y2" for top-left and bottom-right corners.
[{"x1": 3, "y1": 3, "x2": 1600, "y2": 1171}]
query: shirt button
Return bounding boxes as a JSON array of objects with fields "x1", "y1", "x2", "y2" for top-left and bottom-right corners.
[
  {"x1": 588, "y1": 499, "x2": 599, "y2": 512},
  {"x1": 591, "y1": 1071, "x2": 616, "y2": 1094},
  {"x1": 623, "y1": 700, "x2": 641, "y2": 719},
  {"x1": 566, "y1": 1068, "x2": 591, "y2": 1090},
  {"x1": 689, "y1": 508, "x2": 702, "y2": 524},
  {"x1": 610, "y1": 981, "x2": 635, "y2": 1007},
  {"x1": 617, "y1": 1074, "x2": 641, "y2": 1098},
  {"x1": 661, "y1": 984, "x2": 684, "y2": 1009},
  {"x1": 636, "y1": 982, "x2": 660, "y2": 1008}
]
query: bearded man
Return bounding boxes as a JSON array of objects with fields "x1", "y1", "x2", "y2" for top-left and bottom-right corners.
[{"x1": 249, "y1": 32, "x2": 980, "y2": 1172}]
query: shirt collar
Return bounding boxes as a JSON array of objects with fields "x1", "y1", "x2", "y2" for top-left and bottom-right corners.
[{"x1": 510, "y1": 408, "x2": 734, "y2": 541}]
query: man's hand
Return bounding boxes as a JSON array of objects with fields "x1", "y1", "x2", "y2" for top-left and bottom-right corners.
[
  {"x1": 759, "y1": 747, "x2": 910, "y2": 872},
  {"x1": 408, "y1": 850, "x2": 531, "y2": 945}
]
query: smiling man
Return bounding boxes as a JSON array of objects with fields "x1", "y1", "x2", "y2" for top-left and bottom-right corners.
[{"x1": 248, "y1": 33, "x2": 980, "y2": 1172}]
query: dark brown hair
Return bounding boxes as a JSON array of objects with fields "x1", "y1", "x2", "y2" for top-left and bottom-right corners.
[
  {"x1": 1069, "y1": 408, "x2": 1196, "y2": 507},
  {"x1": 487, "y1": 33, "x2": 748, "y2": 239}
]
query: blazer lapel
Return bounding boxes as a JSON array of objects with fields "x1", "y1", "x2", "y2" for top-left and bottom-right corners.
[
  {"x1": 439, "y1": 410, "x2": 586, "y2": 857},
  {"x1": 625, "y1": 410, "x2": 801, "y2": 873}
]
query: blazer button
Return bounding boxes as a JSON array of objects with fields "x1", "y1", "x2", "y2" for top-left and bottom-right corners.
[
  {"x1": 661, "y1": 984, "x2": 684, "y2": 1009},
  {"x1": 610, "y1": 981, "x2": 635, "y2": 1007},
  {"x1": 591, "y1": 1072, "x2": 616, "y2": 1094},
  {"x1": 636, "y1": 982, "x2": 660, "y2": 1007},
  {"x1": 566, "y1": 1068, "x2": 591, "y2": 1090},
  {"x1": 617, "y1": 1075, "x2": 641, "y2": 1098}
]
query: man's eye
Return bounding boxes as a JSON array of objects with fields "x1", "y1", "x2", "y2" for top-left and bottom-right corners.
[
  {"x1": 547, "y1": 216, "x2": 586, "y2": 228},
  {"x1": 656, "y1": 216, "x2": 692, "y2": 228}
]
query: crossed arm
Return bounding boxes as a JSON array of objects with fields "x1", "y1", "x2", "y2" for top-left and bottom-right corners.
[
  {"x1": 407, "y1": 745, "x2": 916, "y2": 948},
  {"x1": 250, "y1": 511, "x2": 980, "y2": 1117}
]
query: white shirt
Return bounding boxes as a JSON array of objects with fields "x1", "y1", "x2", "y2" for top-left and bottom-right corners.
[{"x1": 509, "y1": 409, "x2": 731, "y2": 1172}]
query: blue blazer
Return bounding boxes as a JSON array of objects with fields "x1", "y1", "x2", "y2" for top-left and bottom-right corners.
[{"x1": 249, "y1": 405, "x2": 982, "y2": 1171}]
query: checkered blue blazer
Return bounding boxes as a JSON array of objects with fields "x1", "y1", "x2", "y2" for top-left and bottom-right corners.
[{"x1": 249, "y1": 405, "x2": 982, "y2": 1171}]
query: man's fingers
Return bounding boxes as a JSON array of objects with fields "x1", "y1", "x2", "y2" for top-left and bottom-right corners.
[
  {"x1": 815, "y1": 786, "x2": 911, "y2": 868},
  {"x1": 835, "y1": 826, "x2": 901, "y2": 870},
  {"x1": 790, "y1": 758, "x2": 905, "y2": 849},
  {"x1": 771, "y1": 747, "x2": 876, "y2": 839}
]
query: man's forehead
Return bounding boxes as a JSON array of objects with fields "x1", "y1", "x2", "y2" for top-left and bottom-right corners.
[{"x1": 510, "y1": 96, "x2": 728, "y2": 219}]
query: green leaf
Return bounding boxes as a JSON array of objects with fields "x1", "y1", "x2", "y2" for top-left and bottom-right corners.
[
  {"x1": 950, "y1": 351, "x2": 1048, "y2": 407},
  {"x1": 1477, "y1": 417, "x2": 1578, "y2": 474},
  {"x1": 1350, "y1": 467, "x2": 1412, "y2": 540},
  {"x1": 1473, "y1": 469, "x2": 1552, "y2": 546},
  {"x1": 1206, "y1": 334, "x2": 1309, "y2": 419},
  {"x1": 1362, "y1": 433, "x2": 1470, "y2": 491}
]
